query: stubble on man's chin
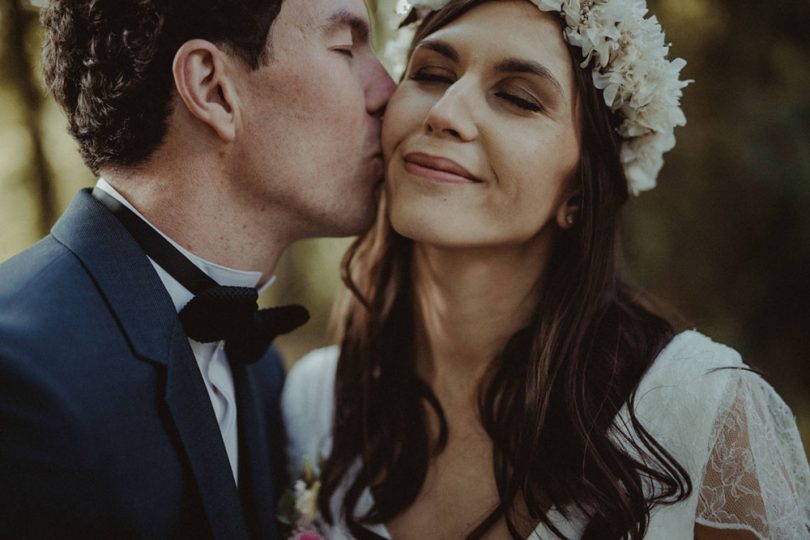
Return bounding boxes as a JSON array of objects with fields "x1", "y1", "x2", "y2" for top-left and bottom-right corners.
[
  {"x1": 342, "y1": 190, "x2": 380, "y2": 237},
  {"x1": 336, "y1": 170, "x2": 382, "y2": 237}
]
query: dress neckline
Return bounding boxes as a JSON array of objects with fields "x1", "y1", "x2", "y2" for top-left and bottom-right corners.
[{"x1": 349, "y1": 334, "x2": 705, "y2": 539}]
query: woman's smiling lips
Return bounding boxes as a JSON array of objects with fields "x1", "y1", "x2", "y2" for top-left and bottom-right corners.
[{"x1": 403, "y1": 152, "x2": 482, "y2": 184}]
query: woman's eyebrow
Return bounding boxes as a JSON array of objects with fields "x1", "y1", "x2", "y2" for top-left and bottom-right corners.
[
  {"x1": 412, "y1": 41, "x2": 563, "y2": 97},
  {"x1": 413, "y1": 39, "x2": 460, "y2": 63},
  {"x1": 495, "y1": 58, "x2": 564, "y2": 97}
]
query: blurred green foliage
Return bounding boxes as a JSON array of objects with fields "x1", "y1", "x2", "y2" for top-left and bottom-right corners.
[{"x1": 0, "y1": 0, "x2": 807, "y2": 451}]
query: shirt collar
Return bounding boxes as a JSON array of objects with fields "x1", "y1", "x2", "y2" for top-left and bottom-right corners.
[{"x1": 95, "y1": 178, "x2": 276, "y2": 307}]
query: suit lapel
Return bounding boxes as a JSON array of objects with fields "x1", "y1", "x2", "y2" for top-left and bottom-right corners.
[
  {"x1": 233, "y1": 362, "x2": 278, "y2": 540},
  {"x1": 52, "y1": 189, "x2": 177, "y2": 365},
  {"x1": 165, "y1": 327, "x2": 250, "y2": 539},
  {"x1": 52, "y1": 189, "x2": 250, "y2": 540}
]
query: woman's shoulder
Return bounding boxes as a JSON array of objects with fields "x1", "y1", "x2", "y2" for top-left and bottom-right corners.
[
  {"x1": 281, "y1": 345, "x2": 340, "y2": 475},
  {"x1": 635, "y1": 330, "x2": 748, "y2": 406},
  {"x1": 647, "y1": 329, "x2": 745, "y2": 379},
  {"x1": 637, "y1": 332, "x2": 810, "y2": 538},
  {"x1": 635, "y1": 330, "x2": 748, "y2": 414},
  {"x1": 630, "y1": 331, "x2": 761, "y2": 472}
]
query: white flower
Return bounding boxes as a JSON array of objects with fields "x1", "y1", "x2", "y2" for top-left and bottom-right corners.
[
  {"x1": 531, "y1": 0, "x2": 564, "y2": 11},
  {"x1": 293, "y1": 480, "x2": 322, "y2": 525},
  {"x1": 621, "y1": 132, "x2": 676, "y2": 194},
  {"x1": 398, "y1": 0, "x2": 692, "y2": 195}
]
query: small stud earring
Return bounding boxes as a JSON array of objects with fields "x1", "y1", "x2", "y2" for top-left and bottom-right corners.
[{"x1": 566, "y1": 214, "x2": 576, "y2": 226}]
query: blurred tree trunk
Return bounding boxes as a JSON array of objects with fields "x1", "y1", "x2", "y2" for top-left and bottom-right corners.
[{"x1": 3, "y1": 0, "x2": 55, "y2": 235}]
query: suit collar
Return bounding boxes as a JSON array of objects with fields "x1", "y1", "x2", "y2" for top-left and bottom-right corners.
[
  {"x1": 93, "y1": 179, "x2": 268, "y2": 312},
  {"x1": 51, "y1": 189, "x2": 178, "y2": 366}
]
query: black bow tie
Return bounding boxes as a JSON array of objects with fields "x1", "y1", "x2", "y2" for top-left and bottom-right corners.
[
  {"x1": 93, "y1": 187, "x2": 309, "y2": 364},
  {"x1": 179, "y1": 286, "x2": 308, "y2": 364}
]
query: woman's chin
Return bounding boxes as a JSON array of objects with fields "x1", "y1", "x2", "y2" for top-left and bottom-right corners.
[
  {"x1": 386, "y1": 185, "x2": 503, "y2": 248},
  {"x1": 389, "y1": 208, "x2": 483, "y2": 248}
]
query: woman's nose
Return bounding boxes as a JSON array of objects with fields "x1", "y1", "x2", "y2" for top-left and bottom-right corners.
[{"x1": 423, "y1": 81, "x2": 478, "y2": 142}]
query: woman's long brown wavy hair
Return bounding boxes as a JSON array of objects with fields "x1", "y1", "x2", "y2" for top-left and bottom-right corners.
[{"x1": 319, "y1": 1, "x2": 692, "y2": 538}]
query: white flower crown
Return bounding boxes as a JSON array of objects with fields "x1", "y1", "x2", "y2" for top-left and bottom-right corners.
[{"x1": 402, "y1": 0, "x2": 692, "y2": 195}]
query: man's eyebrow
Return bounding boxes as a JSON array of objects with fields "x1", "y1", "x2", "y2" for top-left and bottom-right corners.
[
  {"x1": 321, "y1": 10, "x2": 370, "y2": 43},
  {"x1": 495, "y1": 59, "x2": 564, "y2": 96},
  {"x1": 413, "y1": 39, "x2": 460, "y2": 63}
]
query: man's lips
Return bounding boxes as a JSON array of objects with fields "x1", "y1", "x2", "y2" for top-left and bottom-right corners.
[{"x1": 403, "y1": 152, "x2": 481, "y2": 184}]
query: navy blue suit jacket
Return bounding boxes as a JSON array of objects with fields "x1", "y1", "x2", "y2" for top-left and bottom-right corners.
[{"x1": 0, "y1": 190, "x2": 286, "y2": 540}]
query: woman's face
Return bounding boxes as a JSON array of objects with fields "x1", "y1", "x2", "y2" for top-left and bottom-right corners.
[{"x1": 382, "y1": 0, "x2": 582, "y2": 249}]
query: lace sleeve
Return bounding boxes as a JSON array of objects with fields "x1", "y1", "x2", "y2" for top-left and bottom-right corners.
[{"x1": 696, "y1": 369, "x2": 810, "y2": 539}]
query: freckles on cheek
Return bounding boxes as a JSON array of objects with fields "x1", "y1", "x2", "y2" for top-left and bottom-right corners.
[{"x1": 271, "y1": 58, "x2": 340, "y2": 119}]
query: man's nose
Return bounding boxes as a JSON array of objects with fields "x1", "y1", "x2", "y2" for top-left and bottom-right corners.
[{"x1": 366, "y1": 58, "x2": 396, "y2": 117}]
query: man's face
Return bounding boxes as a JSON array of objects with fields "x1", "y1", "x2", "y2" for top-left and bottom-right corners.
[{"x1": 232, "y1": 0, "x2": 395, "y2": 238}]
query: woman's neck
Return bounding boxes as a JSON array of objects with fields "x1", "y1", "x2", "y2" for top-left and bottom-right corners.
[{"x1": 412, "y1": 239, "x2": 553, "y2": 400}]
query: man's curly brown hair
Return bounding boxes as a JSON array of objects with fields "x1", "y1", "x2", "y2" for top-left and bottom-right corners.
[{"x1": 42, "y1": 0, "x2": 283, "y2": 174}]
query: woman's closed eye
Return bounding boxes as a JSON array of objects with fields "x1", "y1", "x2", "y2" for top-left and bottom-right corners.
[
  {"x1": 495, "y1": 91, "x2": 543, "y2": 112},
  {"x1": 411, "y1": 67, "x2": 544, "y2": 113},
  {"x1": 409, "y1": 67, "x2": 455, "y2": 85}
]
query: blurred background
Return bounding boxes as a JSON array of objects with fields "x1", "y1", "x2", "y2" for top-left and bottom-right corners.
[{"x1": 1, "y1": 0, "x2": 807, "y2": 452}]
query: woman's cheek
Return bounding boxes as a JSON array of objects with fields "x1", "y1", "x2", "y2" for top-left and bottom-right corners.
[{"x1": 381, "y1": 93, "x2": 413, "y2": 157}]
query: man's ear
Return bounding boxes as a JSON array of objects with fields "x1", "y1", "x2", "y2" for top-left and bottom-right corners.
[
  {"x1": 172, "y1": 40, "x2": 239, "y2": 142},
  {"x1": 556, "y1": 190, "x2": 582, "y2": 230}
]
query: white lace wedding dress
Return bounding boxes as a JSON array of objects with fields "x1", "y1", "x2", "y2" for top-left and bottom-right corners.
[{"x1": 282, "y1": 331, "x2": 810, "y2": 539}]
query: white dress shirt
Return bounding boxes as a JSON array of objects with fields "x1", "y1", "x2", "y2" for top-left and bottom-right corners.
[{"x1": 96, "y1": 178, "x2": 275, "y2": 485}]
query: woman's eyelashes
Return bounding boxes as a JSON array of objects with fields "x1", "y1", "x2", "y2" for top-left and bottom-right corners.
[
  {"x1": 495, "y1": 91, "x2": 543, "y2": 112},
  {"x1": 409, "y1": 67, "x2": 544, "y2": 113},
  {"x1": 409, "y1": 67, "x2": 454, "y2": 84}
]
